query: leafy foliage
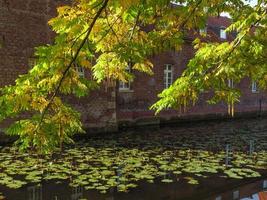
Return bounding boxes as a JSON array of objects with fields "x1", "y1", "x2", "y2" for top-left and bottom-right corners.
[
  {"x1": 152, "y1": 1, "x2": 267, "y2": 115},
  {"x1": 0, "y1": 120, "x2": 266, "y2": 194},
  {"x1": 0, "y1": 0, "x2": 266, "y2": 152}
]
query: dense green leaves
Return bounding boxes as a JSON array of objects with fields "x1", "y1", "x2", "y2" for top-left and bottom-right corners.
[
  {"x1": 152, "y1": 1, "x2": 267, "y2": 114},
  {"x1": 0, "y1": 0, "x2": 266, "y2": 152}
]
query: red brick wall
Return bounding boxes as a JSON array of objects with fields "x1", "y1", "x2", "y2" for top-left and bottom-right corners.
[
  {"x1": 117, "y1": 42, "x2": 267, "y2": 123},
  {"x1": 1, "y1": 1, "x2": 266, "y2": 130},
  {"x1": 0, "y1": 0, "x2": 117, "y2": 131},
  {"x1": 117, "y1": 45, "x2": 194, "y2": 121},
  {"x1": 116, "y1": 16, "x2": 267, "y2": 123}
]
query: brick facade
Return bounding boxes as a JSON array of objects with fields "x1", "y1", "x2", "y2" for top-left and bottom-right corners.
[
  {"x1": 117, "y1": 16, "x2": 267, "y2": 126},
  {"x1": 0, "y1": 1, "x2": 266, "y2": 132},
  {"x1": 0, "y1": 0, "x2": 117, "y2": 132}
]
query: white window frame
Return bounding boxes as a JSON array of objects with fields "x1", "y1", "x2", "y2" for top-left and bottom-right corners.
[
  {"x1": 215, "y1": 196, "x2": 222, "y2": 200},
  {"x1": 199, "y1": 26, "x2": 207, "y2": 35},
  {"x1": 263, "y1": 180, "x2": 267, "y2": 189},
  {"x1": 75, "y1": 65, "x2": 85, "y2": 78},
  {"x1": 119, "y1": 64, "x2": 132, "y2": 91},
  {"x1": 228, "y1": 79, "x2": 234, "y2": 88},
  {"x1": 233, "y1": 190, "x2": 239, "y2": 200},
  {"x1": 252, "y1": 81, "x2": 258, "y2": 93},
  {"x1": 220, "y1": 28, "x2": 227, "y2": 39},
  {"x1": 164, "y1": 64, "x2": 173, "y2": 89},
  {"x1": 119, "y1": 80, "x2": 131, "y2": 91}
]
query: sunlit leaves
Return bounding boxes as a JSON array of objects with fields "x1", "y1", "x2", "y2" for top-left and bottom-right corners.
[
  {"x1": 152, "y1": 2, "x2": 267, "y2": 114},
  {"x1": 1, "y1": 0, "x2": 267, "y2": 153}
]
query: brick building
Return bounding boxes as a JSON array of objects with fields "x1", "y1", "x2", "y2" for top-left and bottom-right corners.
[
  {"x1": 0, "y1": 0, "x2": 266, "y2": 133},
  {"x1": 117, "y1": 16, "x2": 267, "y2": 127}
]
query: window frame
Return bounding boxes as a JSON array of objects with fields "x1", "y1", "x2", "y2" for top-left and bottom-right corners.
[
  {"x1": 263, "y1": 180, "x2": 267, "y2": 189},
  {"x1": 220, "y1": 27, "x2": 227, "y2": 39},
  {"x1": 233, "y1": 190, "x2": 239, "y2": 200},
  {"x1": 75, "y1": 65, "x2": 85, "y2": 78},
  {"x1": 199, "y1": 26, "x2": 207, "y2": 35},
  {"x1": 251, "y1": 81, "x2": 259, "y2": 93},
  {"x1": 164, "y1": 64, "x2": 173, "y2": 89},
  {"x1": 228, "y1": 79, "x2": 234, "y2": 88},
  {"x1": 119, "y1": 64, "x2": 132, "y2": 92}
]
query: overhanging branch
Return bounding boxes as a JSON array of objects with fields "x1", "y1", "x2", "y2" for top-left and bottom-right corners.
[{"x1": 36, "y1": 0, "x2": 109, "y2": 131}]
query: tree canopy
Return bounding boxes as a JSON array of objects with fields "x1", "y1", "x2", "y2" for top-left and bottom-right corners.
[{"x1": 0, "y1": 0, "x2": 266, "y2": 153}]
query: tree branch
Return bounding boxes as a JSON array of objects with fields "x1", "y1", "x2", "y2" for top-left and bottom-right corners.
[
  {"x1": 211, "y1": 8, "x2": 267, "y2": 76},
  {"x1": 36, "y1": 0, "x2": 109, "y2": 130},
  {"x1": 128, "y1": 9, "x2": 141, "y2": 41}
]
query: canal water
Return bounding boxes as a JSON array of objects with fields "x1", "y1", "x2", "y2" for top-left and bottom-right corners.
[{"x1": 1, "y1": 118, "x2": 267, "y2": 200}]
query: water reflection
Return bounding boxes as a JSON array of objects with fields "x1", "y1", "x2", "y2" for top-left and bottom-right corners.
[
  {"x1": 225, "y1": 144, "x2": 232, "y2": 167},
  {"x1": 0, "y1": 119, "x2": 267, "y2": 200},
  {"x1": 210, "y1": 179, "x2": 267, "y2": 200},
  {"x1": 71, "y1": 186, "x2": 83, "y2": 200},
  {"x1": 233, "y1": 190, "x2": 239, "y2": 199},
  {"x1": 22, "y1": 178, "x2": 267, "y2": 200},
  {"x1": 215, "y1": 196, "x2": 222, "y2": 200},
  {"x1": 27, "y1": 185, "x2": 42, "y2": 200},
  {"x1": 249, "y1": 140, "x2": 255, "y2": 155}
]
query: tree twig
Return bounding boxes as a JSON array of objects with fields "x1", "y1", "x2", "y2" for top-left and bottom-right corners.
[{"x1": 36, "y1": 0, "x2": 109, "y2": 131}]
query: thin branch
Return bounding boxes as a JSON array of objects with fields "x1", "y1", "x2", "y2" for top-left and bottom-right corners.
[
  {"x1": 96, "y1": 13, "x2": 122, "y2": 44},
  {"x1": 36, "y1": 0, "x2": 109, "y2": 130},
  {"x1": 179, "y1": 0, "x2": 203, "y2": 30},
  {"x1": 104, "y1": 8, "x2": 122, "y2": 43},
  {"x1": 70, "y1": 29, "x2": 89, "y2": 49},
  {"x1": 128, "y1": 9, "x2": 141, "y2": 41},
  {"x1": 211, "y1": 8, "x2": 267, "y2": 76}
]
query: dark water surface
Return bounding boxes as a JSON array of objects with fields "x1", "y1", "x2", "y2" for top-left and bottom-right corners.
[{"x1": 1, "y1": 118, "x2": 267, "y2": 200}]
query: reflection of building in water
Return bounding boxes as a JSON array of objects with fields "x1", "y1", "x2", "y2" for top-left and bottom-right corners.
[
  {"x1": 241, "y1": 191, "x2": 267, "y2": 200},
  {"x1": 239, "y1": 180, "x2": 267, "y2": 200},
  {"x1": 225, "y1": 144, "x2": 233, "y2": 167},
  {"x1": 105, "y1": 188, "x2": 114, "y2": 200},
  {"x1": 212, "y1": 180, "x2": 267, "y2": 200},
  {"x1": 259, "y1": 192, "x2": 267, "y2": 200},
  {"x1": 233, "y1": 190, "x2": 239, "y2": 199},
  {"x1": 71, "y1": 186, "x2": 83, "y2": 200},
  {"x1": 249, "y1": 140, "x2": 255, "y2": 155},
  {"x1": 105, "y1": 197, "x2": 115, "y2": 200},
  {"x1": 215, "y1": 196, "x2": 222, "y2": 200},
  {"x1": 27, "y1": 185, "x2": 43, "y2": 200}
]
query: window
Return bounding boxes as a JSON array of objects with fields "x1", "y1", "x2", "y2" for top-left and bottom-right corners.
[
  {"x1": 220, "y1": 28, "x2": 227, "y2": 39},
  {"x1": 119, "y1": 65, "x2": 131, "y2": 91},
  {"x1": 164, "y1": 64, "x2": 173, "y2": 89},
  {"x1": 228, "y1": 79, "x2": 234, "y2": 88},
  {"x1": 263, "y1": 180, "x2": 267, "y2": 189},
  {"x1": 75, "y1": 65, "x2": 85, "y2": 78},
  {"x1": 119, "y1": 81, "x2": 131, "y2": 91},
  {"x1": 215, "y1": 196, "x2": 222, "y2": 200},
  {"x1": 233, "y1": 190, "x2": 239, "y2": 200},
  {"x1": 199, "y1": 26, "x2": 207, "y2": 35},
  {"x1": 252, "y1": 81, "x2": 258, "y2": 93}
]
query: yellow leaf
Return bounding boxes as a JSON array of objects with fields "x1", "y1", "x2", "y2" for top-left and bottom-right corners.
[{"x1": 80, "y1": 60, "x2": 92, "y2": 68}]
